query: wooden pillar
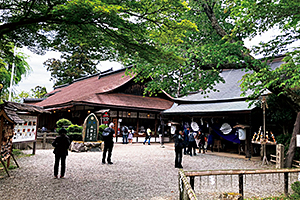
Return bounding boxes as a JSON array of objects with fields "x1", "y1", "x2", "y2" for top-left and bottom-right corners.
[
  {"x1": 245, "y1": 113, "x2": 251, "y2": 158},
  {"x1": 284, "y1": 172, "x2": 289, "y2": 196},
  {"x1": 136, "y1": 112, "x2": 139, "y2": 143},
  {"x1": 190, "y1": 176, "x2": 195, "y2": 190}
]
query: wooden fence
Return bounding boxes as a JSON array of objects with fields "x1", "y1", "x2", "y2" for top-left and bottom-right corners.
[{"x1": 179, "y1": 168, "x2": 300, "y2": 200}]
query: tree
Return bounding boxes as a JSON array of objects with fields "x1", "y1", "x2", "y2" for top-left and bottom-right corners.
[
  {"x1": 128, "y1": 0, "x2": 300, "y2": 167},
  {"x1": 31, "y1": 86, "x2": 48, "y2": 98},
  {"x1": 1, "y1": 0, "x2": 194, "y2": 66},
  {"x1": 0, "y1": 44, "x2": 31, "y2": 101},
  {"x1": 43, "y1": 43, "x2": 100, "y2": 86}
]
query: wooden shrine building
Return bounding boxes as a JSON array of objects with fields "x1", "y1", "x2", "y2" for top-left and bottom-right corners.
[{"x1": 33, "y1": 68, "x2": 174, "y2": 139}]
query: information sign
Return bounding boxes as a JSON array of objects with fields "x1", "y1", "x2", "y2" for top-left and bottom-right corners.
[{"x1": 13, "y1": 115, "x2": 37, "y2": 143}]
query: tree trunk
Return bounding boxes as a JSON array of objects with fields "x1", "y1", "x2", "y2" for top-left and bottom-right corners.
[{"x1": 284, "y1": 112, "x2": 300, "y2": 168}]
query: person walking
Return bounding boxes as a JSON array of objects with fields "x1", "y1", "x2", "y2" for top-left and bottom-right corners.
[
  {"x1": 173, "y1": 130, "x2": 184, "y2": 168},
  {"x1": 102, "y1": 122, "x2": 115, "y2": 164},
  {"x1": 183, "y1": 127, "x2": 190, "y2": 155},
  {"x1": 143, "y1": 128, "x2": 151, "y2": 145},
  {"x1": 52, "y1": 128, "x2": 71, "y2": 179},
  {"x1": 188, "y1": 131, "x2": 197, "y2": 156},
  {"x1": 122, "y1": 125, "x2": 129, "y2": 144}
]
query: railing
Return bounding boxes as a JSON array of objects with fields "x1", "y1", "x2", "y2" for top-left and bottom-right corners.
[{"x1": 179, "y1": 168, "x2": 300, "y2": 200}]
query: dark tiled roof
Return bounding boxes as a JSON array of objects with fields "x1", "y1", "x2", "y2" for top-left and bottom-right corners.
[{"x1": 4, "y1": 101, "x2": 50, "y2": 114}]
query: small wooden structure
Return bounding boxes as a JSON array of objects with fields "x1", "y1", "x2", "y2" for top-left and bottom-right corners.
[
  {"x1": 0, "y1": 101, "x2": 49, "y2": 177},
  {"x1": 0, "y1": 105, "x2": 22, "y2": 177}
]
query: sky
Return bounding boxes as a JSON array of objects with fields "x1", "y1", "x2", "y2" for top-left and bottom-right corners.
[{"x1": 13, "y1": 28, "x2": 287, "y2": 95}]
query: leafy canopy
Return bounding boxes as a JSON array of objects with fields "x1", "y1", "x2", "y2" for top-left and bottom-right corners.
[
  {"x1": 1, "y1": 0, "x2": 195, "y2": 66},
  {"x1": 128, "y1": 0, "x2": 300, "y2": 113}
]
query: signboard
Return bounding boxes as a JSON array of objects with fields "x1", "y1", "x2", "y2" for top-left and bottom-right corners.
[
  {"x1": 102, "y1": 111, "x2": 110, "y2": 124},
  {"x1": 83, "y1": 113, "x2": 99, "y2": 142},
  {"x1": 297, "y1": 135, "x2": 300, "y2": 147},
  {"x1": 13, "y1": 115, "x2": 37, "y2": 143}
]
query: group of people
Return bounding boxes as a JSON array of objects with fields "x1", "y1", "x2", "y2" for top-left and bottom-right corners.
[
  {"x1": 173, "y1": 127, "x2": 213, "y2": 168},
  {"x1": 120, "y1": 125, "x2": 134, "y2": 144},
  {"x1": 52, "y1": 123, "x2": 210, "y2": 178},
  {"x1": 52, "y1": 123, "x2": 153, "y2": 178}
]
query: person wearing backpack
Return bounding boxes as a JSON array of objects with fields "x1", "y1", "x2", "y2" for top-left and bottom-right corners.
[
  {"x1": 102, "y1": 123, "x2": 115, "y2": 164},
  {"x1": 122, "y1": 126, "x2": 129, "y2": 144},
  {"x1": 188, "y1": 131, "x2": 197, "y2": 156},
  {"x1": 143, "y1": 128, "x2": 151, "y2": 145}
]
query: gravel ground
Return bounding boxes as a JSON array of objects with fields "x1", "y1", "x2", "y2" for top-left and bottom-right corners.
[{"x1": 0, "y1": 143, "x2": 294, "y2": 200}]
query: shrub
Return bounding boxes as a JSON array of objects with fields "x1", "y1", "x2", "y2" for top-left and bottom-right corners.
[
  {"x1": 291, "y1": 181, "x2": 300, "y2": 199},
  {"x1": 67, "y1": 124, "x2": 83, "y2": 133},
  {"x1": 98, "y1": 124, "x2": 108, "y2": 140},
  {"x1": 56, "y1": 118, "x2": 72, "y2": 128}
]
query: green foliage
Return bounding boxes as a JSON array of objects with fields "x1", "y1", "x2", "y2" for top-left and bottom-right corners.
[
  {"x1": 0, "y1": 45, "x2": 31, "y2": 100},
  {"x1": 56, "y1": 118, "x2": 72, "y2": 128},
  {"x1": 1, "y1": 0, "x2": 194, "y2": 77},
  {"x1": 98, "y1": 124, "x2": 108, "y2": 140},
  {"x1": 30, "y1": 86, "x2": 47, "y2": 98},
  {"x1": 277, "y1": 134, "x2": 300, "y2": 161},
  {"x1": 67, "y1": 124, "x2": 83, "y2": 133},
  {"x1": 43, "y1": 43, "x2": 100, "y2": 87},
  {"x1": 99, "y1": 124, "x2": 108, "y2": 133},
  {"x1": 291, "y1": 181, "x2": 300, "y2": 200}
]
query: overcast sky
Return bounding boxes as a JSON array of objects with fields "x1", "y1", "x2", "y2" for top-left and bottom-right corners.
[{"x1": 13, "y1": 29, "x2": 285, "y2": 95}]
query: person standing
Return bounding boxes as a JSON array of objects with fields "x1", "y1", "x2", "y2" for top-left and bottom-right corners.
[
  {"x1": 143, "y1": 128, "x2": 151, "y2": 145},
  {"x1": 128, "y1": 130, "x2": 133, "y2": 144},
  {"x1": 102, "y1": 122, "x2": 115, "y2": 164},
  {"x1": 173, "y1": 130, "x2": 184, "y2": 168},
  {"x1": 188, "y1": 131, "x2": 197, "y2": 156},
  {"x1": 198, "y1": 131, "x2": 206, "y2": 154},
  {"x1": 52, "y1": 128, "x2": 71, "y2": 179},
  {"x1": 183, "y1": 127, "x2": 190, "y2": 155},
  {"x1": 122, "y1": 125, "x2": 129, "y2": 144}
]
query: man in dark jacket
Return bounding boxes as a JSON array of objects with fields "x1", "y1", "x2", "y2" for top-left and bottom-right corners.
[
  {"x1": 52, "y1": 128, "x2": 70, "y2": 179},
  {"x1": 102, "y1": 122, "x2": 115, "y2": 164},
  {"x1": 173, "y1": 130, "x2": 184, "y2": 168}
]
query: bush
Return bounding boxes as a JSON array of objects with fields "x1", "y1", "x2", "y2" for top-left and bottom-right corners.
[
  {"x1": 277, "y1": 133, "x2": 300, "y2": 161},
  {"x1": 67, "y1": 124, "x2": 83, "y2": 133},
  {"x1": 98, "y1": 124, "x2": 108, "y2": 140},
  {"x1": 56, "y1": 118, "x2": 72, "y2": 128},
  {"x1": 291, "y1": 181, "x2": 300, "y2": 199}
]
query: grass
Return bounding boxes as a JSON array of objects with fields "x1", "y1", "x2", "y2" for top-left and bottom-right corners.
[{"x1": 0, "y1": 149, "x2": 33, "y2": 177}]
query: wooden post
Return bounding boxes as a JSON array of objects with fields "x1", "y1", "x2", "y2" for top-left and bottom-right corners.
[
  {"x1": 42, "y1": 132, "x2": 46, "y2": 149},
  {"x1": 190, "y1": 176, "x2": 195, "y2": 190},
  {"x1": 239, "y1": 174, "x2": 244, "y2": 199},
  {"x1": 32, "y1": 141, "x2": 36, "y2": 155},
  {"x1": 276, "y1": 144, "x2": 284, "y2": 169},
  {"x1": 284, "y1": 172, "x2": 289, "y2": 196}
]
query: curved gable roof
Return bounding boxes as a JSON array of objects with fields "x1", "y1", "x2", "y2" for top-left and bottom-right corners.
[{"x1": 36, "y1": 68, "x2": 134, "y2": 108}]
